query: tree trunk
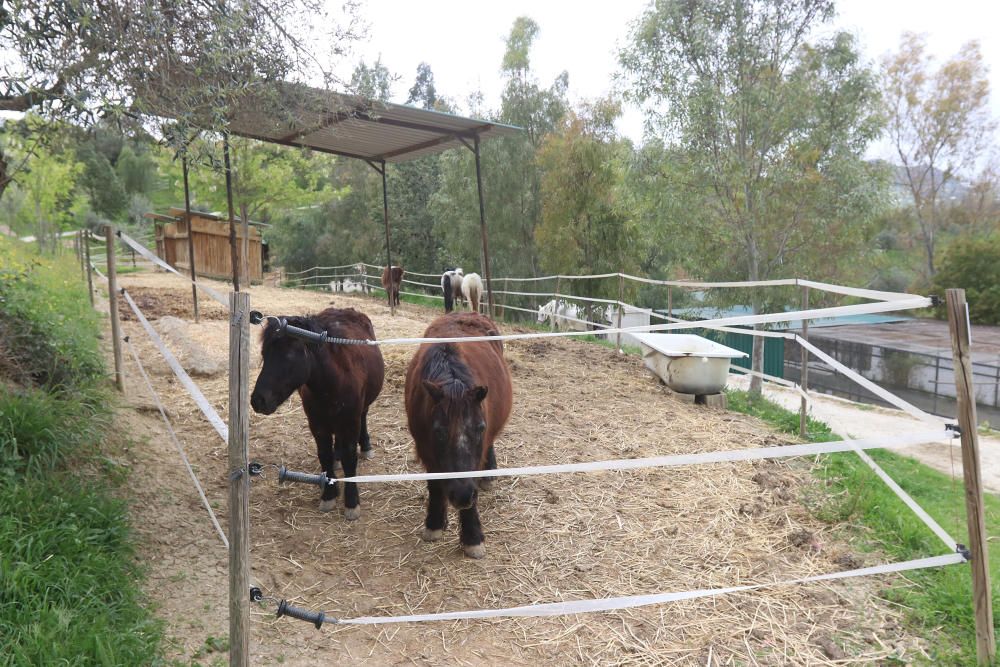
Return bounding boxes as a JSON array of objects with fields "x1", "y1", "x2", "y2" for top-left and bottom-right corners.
[{"x1": 748, "y1": 244, "x2": 764, "y2": 397}]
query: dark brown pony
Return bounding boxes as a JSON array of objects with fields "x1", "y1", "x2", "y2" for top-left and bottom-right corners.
[
  {"x1": 404, "y1": 312, "x2": 513, "y2": 558},
  {"x1": 250, "y1": 308, "x2": 384, "y2": 519},
  {"x1": 381, "y1": 265, "x2": 403, "y2": 307}
]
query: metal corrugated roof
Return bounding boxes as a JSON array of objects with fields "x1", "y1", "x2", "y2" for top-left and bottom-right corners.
[{"x1": 216, "y1": 83, "x2": 521, "y2": 163}]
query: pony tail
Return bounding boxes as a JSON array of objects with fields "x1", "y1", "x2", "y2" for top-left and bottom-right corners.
[{"x1": 443, "y1": 274, "x2": 454, "y2": 313}]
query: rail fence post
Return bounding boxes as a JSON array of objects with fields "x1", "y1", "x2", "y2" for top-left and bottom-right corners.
[
  {"x1": 615, "y1": 272, "x2": 625, "y2": 352},
  {"x1": 85, "y1": 229, "x2": 95, "y2": 307},
  {"x1": 76, "y1": 230, "x2": 83, "y2": 277},
  {"x1": 551, "y1": 277, "x2": 561, "y2": 332},
  {"x1": 945, "y1": 288, "x2": 995, "y2": 666},
  {"x1": 667, "y1": 285, "x2": 673, "y2": 321},
  {"x1": 799, "y1": 286, "x2": 810, "y2": 438},
  {"x1": 105, "y1": 225, "x2": 125, "y2": 392},
  {"x1": 228, "y1": 291, "x2": 251, "y2": 667}
]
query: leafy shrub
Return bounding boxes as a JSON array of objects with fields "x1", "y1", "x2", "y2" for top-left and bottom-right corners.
[{"x1": 932, "y1": 236, "x2": 1000, "y2": 324}]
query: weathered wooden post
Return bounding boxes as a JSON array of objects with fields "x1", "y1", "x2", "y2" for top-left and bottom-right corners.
[
  {"x1": 667, "y1": 285, "x2": 673, "y2": 320},
  {"x1": 75, "y1": 230, "x2": 83, "y2": 277},
  {"x1": 551, "y1": 276, "x2": 562, "y2": 332},
  {"x1": 945, "y1": 289, "x2": 996, "y2": 665},
  {"x1": 799, "y1": 286, "x2": 810, "y2": 438},
  {"x1": 228, "y1": 291, "x2": 251, "y2": 667},
  {"x1": 615, "y1": 272, "x2": 625, "y2": 351},
  {"x1": 84, "y1": 230, "x2": 94, "y2": 307},
  {"x1": 182, "y1": 156, "x2": 200, "y2": 323},
  {"x1": 104, "y1": 225, "x2": 125, "y2": 392},
  {"x1": 223, "y1": 134, "x2": 240, "y2": 292}
]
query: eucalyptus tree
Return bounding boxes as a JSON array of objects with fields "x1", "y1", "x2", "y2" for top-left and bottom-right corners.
[
  {"x1": 620, "y1": 0, "x2": 886, "y2": 394},
  {"x1": 883, "y1": 33, "x2": 996, "y2": 277}
]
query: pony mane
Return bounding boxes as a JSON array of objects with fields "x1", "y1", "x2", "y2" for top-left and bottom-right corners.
[
  {"x1": 421, "y1": 344, "x2": 474, "y2": 400},
  {"x1": 260, "y1": 315, "x2": 319, "y2": 352}
]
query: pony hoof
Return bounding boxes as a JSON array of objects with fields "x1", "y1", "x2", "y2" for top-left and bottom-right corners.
[
  {"x1": 422, "y1": 528, "x2": 444, "y2": 542},
  {"x1": 344, "y1": 506, "x2": 361, "y2": 521},
  {"x1": 477, "y1": 478, "x2": 493, "y2": 492},
  {"x1": 318, "y1": 499, "x2": 337, "y2": 513},
  {"x1": 463, "y1": 543, "x2": 486, "y2": 559},
  {"x1": 361, "y1": 448, "x2": 375, "y2": 460}
]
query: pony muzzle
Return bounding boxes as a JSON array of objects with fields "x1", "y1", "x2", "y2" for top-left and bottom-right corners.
[
  {"x1": 250, "y1": 390, "x2": 277, "y2": 415},
  {"x1": 447, "y1": 480, "x2": 478, "y2": 510}
]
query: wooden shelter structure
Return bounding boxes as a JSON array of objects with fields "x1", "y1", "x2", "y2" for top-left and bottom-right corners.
[
  {"x1": 146, "y1": 208, "x2": 267, "y2": 283},
  {"x1": 148, "y1": 81, "x2": 521, "y2": 315}
]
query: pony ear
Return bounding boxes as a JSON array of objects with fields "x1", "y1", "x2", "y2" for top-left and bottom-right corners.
[
  {"x1": 469, "y1": 386, "x2": 488, "y2": 402},
  {"x1": 423, "y1": 380, "x2": 445, "y2": 402}
]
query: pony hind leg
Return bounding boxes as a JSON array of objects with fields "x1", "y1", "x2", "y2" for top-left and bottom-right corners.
[
  {"x1": 422, "y1": 479, "x2": 448, "y2": 542},
  {"x1": 336, "y1": 423, "x2": 364, "y2": 520},
  {"x1": 358, "y1": 411, "x2": 374, "y2": 460},
  {"x1": 314, "y1": 432, "x2": 340, "y2": 512},
  {"x1": 477, "y1": 445, "x2": 497, "y2": 491}
]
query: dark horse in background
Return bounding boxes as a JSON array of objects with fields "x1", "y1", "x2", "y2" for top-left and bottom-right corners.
[
  {"x1": 381, "y1": 265, "x2": 403, "y2": 307},
  {"x1": 250, "y1": 308, "x2": 385, "y2": 520},
  {"x1": 405, "y1": 312, "x2": 513, "y2": 558}
]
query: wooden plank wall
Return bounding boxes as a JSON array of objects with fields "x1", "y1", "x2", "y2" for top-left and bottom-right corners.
[{"x1": 154, "y1": 211, "x2": 263, "y2": 282}]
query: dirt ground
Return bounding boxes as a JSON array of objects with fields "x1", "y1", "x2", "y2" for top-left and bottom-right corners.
[{"x1": 106, "y1": 270, "x2": 941, "y2": 666}]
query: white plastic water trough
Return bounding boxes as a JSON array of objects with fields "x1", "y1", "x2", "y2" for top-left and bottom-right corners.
[{"x1": 631, "y1": 333, "x2": 748, "y2": 395}]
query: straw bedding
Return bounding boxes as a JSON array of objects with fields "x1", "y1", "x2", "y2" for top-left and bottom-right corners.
[{"x1": 116, "y1": 272, "x2": 926, "y2": 665}]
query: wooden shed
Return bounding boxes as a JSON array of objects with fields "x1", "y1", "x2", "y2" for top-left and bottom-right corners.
[{"x1": 147, "y1": 207, "x2": 266, "y2": 283}]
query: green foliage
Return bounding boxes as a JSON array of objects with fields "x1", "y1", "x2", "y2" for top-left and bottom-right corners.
[
  {"x1": 0, "y1": 237, "x2": 161, "y2": 665},
  {"x1": 0, "y1": 236, "x2": 103, "y2": 389},
  {"x1": 726, "y1": 389, "x2": 1000, "y2": 664},
  {"x1": 536, "y1": 100, "x2": 639, "y2": 291},
  {"x1": 116, "y1": 144, "x2": 158, "y2": 196},
  {"x1": 77, "y1": 142, "x2": 128, "y2": 221},
  {"x1": 932, "y1": 235, "x2": 1000, "y2": 323}
]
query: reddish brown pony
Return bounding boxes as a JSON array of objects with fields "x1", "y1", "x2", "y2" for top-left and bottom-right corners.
[
  {"x1": 404, "y1": 312, "x2": 513, "y2": 558},
  {"x1": 250, "y1": 307, "x2": 384, "y2": 519},
  {"x1": 381, "y1": 265, "x2": 403, "y2": 307}
]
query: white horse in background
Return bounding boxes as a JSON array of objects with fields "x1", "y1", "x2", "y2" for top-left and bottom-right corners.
[
  {"x1": 537, "y1": 299, "x2": 589, "y2": 331},
  {"x1": 461, "y1": 272, "x2": 484, "y2": 313},
  {"x1": 441, "y1": 267, "x2": 464, "y2": 312},
  {"x1": 329, "y1": 278, "x2": 367, "y2": 294}
]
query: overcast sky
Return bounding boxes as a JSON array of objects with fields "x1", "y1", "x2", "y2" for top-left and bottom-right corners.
[{"x1": 345, "y1": 0, "x2": 1000, "y2": 159}]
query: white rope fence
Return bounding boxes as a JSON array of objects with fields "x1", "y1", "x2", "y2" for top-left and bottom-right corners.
[
  {"x1": 93, "y1": 238, "x2": 970, "y2": 632},
  {"x1": 125, "y1": 338, "x2": 229, "y2": 549}
]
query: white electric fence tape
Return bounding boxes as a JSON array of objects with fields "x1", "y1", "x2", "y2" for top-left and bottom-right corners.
[
  {"x1": 117, "y1": 232, "x2": 229, "y2": 307},
  {"x1": 360, "y1": 297, "x2": 932, "y2": 346},
  {"x1": 794, "y1": 337, "x2": 935, "y2": 422},
  {"x1": 338, "y1": 429, "x2": 950, "y2": 483},
  {"x1": 121, "y1": 289, "x2": 229, "y2": 443},
  {"x1": 125, "y1": 340, "x2": 229, "y2": 549},
  {"x1": 329, "y1": 552, "x2": 964, "y2": 624}
]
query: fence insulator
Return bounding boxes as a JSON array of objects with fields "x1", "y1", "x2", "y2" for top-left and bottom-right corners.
[
  {"x1": 277, "y1": 599, "x2": 327, "y2": 629},
  {"x1": 278, "y1": 465, "x2": 332, "y2": 489}
]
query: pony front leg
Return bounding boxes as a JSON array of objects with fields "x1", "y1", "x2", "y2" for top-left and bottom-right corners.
[
  {"x1": 477, "y1": 445, "x2": 497, "y2": 491},
  {"x1": 459, "y1": 504, "x2": 485, "y2": 559},
  {"x1": 336, "y1": 423, "x2": 363, "y2": 520},
  {"x1": 314, "y1": 432, "x2": 339, "y2": 513},
  {"x1": 422, "y1": 479, "x2": 448, "y2": 542}
]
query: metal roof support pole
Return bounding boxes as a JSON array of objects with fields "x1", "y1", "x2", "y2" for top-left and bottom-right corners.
[
  {"x1": 182, "y1": 155, "x2": 200, "y2": 322},
  {"x1": 377, "y1": 160, "x2": 395, "y2": 315},
  {"x1": 472, "y1": 135, "x2": 495, "y2": 317},
  {"x1": 223, "y1": 133, "x2": 241, "y2": 292}
]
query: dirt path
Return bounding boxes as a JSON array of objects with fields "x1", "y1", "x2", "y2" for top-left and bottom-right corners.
[
  {"x1": 108, "y1": 271, "x2": 935, "y2": 665},
  {"x1": 727, "y1": 374, "x2": 1000, "y2": 494}
]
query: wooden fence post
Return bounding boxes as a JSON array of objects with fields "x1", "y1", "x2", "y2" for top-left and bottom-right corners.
[
  {"x1": 84, "y1": 230, "x2": 95, "y2": 307},
  {"x1": 228, "y1": 292, "x2": 251, "y2": 667},
  {"x1": 799, "y1": 286, "x2": 810, "y2": 438},
  {"x1": 667, "y1": 286, "x2": 673, "y2": 320},
  {"x1": 105, "y1": 225, "x2": 125, "y2": 392},
  {"x1": 945, "y1": 288, "x2": 995, "y2": 666},
  {"x1": 551, "y1": 277, "x2": 562, "y2": 332},
  {"x1": 76, "y1": 230, "x2": 84, "y2": 277},
  {"x1": 616, "y1": 272, "x2": 625, "y2": 352}
]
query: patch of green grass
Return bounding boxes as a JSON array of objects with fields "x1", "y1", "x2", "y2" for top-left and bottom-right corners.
[
  {"x1": 726, "y1": 388, "x2": 1000, "y2": 665},
  {"x1": 0, "y1": 237, "x2": 162, "y2": 665}
]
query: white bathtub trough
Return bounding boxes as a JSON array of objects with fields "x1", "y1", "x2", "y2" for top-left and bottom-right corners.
[{"x1": 631, "y1": 333, "x2": 748, "y2": 395}]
